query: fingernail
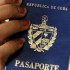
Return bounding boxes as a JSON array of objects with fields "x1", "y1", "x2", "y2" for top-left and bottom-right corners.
[
  {"x1": 13, "y1": 0, "x2": 19, "y2": 3},
  {"x1": 21, "y1": 20, "x2": 30, "y2": 26},
  {"x1": 17, "y1": 38, "x2": 25, "y2": 45},
  {"x1": 18, "y1": 7, "x2": 26, "y2": 14}
]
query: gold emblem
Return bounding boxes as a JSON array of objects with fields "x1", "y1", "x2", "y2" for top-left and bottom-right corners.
[{"x1": 28, "y1": 15, "x2": 57, "y2": 52}]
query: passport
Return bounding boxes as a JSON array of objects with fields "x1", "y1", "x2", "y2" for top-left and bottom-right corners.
[{"x1": 5, "y1": 0, "x2": 70, "y2": 70}]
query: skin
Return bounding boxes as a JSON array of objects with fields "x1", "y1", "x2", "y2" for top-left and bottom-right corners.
[{"x1": 0, "y1": 0, "x2": 30, "y2": 70}]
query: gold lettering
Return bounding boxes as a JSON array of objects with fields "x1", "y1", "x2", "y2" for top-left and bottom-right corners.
[
  {"x1": 15, "y1": 60, "x2": 20, "y2": 66},
  {"x1": 35, "y1": 63, "x2": 39, "y2": 69},
  {"x1": 26, "y1": 3, "x2": 31, "y2": 6},
  {"x1": 25, "y1": 61, "x2": 30, "y2": 68},
  {"x1": 26, "y1": 2, "x2": 68, "y2": 11},
  {"x1": 39, "y1": 63, "x2": 44, "y2": 70},
  {"x1": 51, "y1": 6, "x2": 56, "y2": 9},
  {"x1": 29, "y1": 62, "x2": 35, "y2": 69},
  {"x1": 19, "y1": 61, "x2": 24, "y2": 67},
  {"x1": 54, "y1": 65, "x2": 59, "y2": 70},
  {"x1": 14, "y1": 60, "x2": 60, "y2": 70},
  {"x1": 44, "y1": 64, "x2": 49, "y2": 70},
  {"x1": 50, "y1": 65, "x2": 55, "y2": 70}
]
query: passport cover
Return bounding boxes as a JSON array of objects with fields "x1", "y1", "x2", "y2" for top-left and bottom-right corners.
[{"x1": 5, "y1": 0, "x2": 70, "y2": 70}]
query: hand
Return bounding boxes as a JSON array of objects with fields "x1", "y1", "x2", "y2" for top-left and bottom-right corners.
[{"x1": 0, "y1": 0, "x2": 30, "y2": 70}]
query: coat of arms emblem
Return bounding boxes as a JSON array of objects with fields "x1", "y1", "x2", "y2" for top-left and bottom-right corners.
[{"x1": 28, "y1": 15, "x2": 57, "y2": 52}]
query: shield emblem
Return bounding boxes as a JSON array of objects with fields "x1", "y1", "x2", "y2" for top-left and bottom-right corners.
[{"x1": 28, "y1": 15, "x2": 57, "y2": 52}]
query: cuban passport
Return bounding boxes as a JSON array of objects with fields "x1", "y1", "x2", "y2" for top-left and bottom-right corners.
[{"x1": 5, "y1": 0, "x2": 70, "y2": 70}]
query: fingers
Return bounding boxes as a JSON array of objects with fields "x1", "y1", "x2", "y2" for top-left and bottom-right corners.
[
  {"x1": 0, "y1": 65, "x2": 4, "y2": 70},
  {"x1": 0, "y1": 0, "x2": 22, "y2": 5},
  {"x1": 0, "y1": 4, "x2": 27, "y2": 21},
  {"x1": 13, "y1": 0, "x2": 22, "y2": 5},
  {"x1": 0, "y1": 20, "x2": 30, "y2": 42},
  {"x1": 0, "y1": 0, "x2": 24, "y2": 21},
  {"x1": 0, "y1": 38, "x2": 25, "y2": 65}
]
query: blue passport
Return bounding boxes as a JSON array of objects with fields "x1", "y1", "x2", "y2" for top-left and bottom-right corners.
[{"x1": 5, "y1": 0, "x2": 70, "y2": 70}]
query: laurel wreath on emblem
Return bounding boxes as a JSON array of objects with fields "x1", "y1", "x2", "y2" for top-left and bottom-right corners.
[{"x1": 28, "y1": 24, "x2": 57, "y2": 52}]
